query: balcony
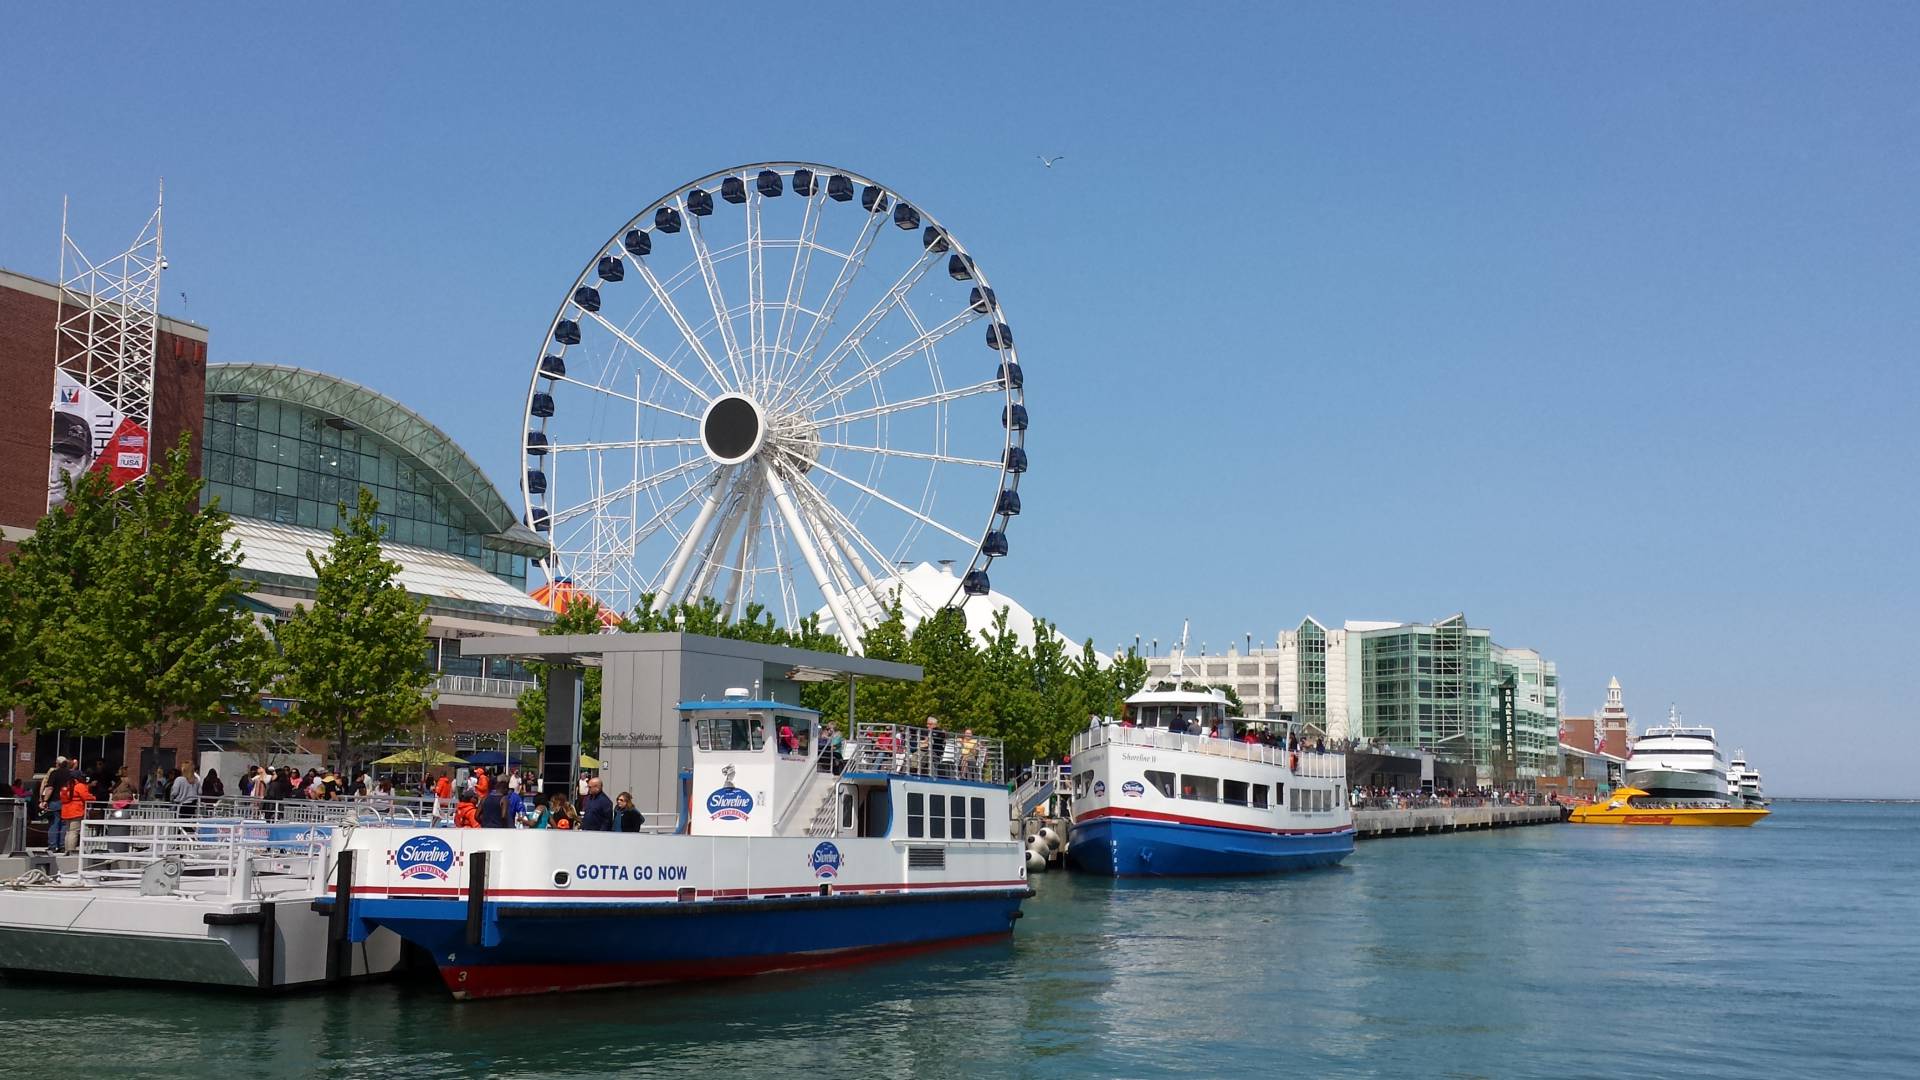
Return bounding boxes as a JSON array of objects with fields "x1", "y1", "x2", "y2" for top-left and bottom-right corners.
[{"x1": 433, "y1": 673, "x2": 537, "y2": 700}]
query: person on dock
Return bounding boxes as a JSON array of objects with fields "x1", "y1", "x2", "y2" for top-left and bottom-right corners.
[
  {"x1": 580, "y1": 777, "x2": 614, "y2": 831},
  {"x1": 613, "y1": 792, "x2": 644, "y2": 833},
  {"x1": 60, "y1": 773, "x2": 92, "y2": 853},
  {"x1": 433, "y1": 771, "x2": 453, "y2": 821},
  {"x1": 454, "y1": 791, "x2": 481, "y2": 828},
  {"x1": 111, "y1": 767, "x2": 138, "y2": 810},
  {"x1": 479, "y1": 782, "x2": 512, "y2": 828},
  {"x1": 44, "y1": 757, "x2": 72, "y2": 852}
]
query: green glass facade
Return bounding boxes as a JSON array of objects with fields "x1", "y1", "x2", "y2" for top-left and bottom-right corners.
[
  {"x1": 200, "y1": 395, "x2": 529, "y2": 589},
  {"x1": 1294, "y1": 618, "x2": 1329, "y2": 730}
]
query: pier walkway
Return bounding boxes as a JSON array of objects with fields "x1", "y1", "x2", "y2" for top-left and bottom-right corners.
[{"x1": 1354, "y1": 803, "x2": 1561, "y2": 839}]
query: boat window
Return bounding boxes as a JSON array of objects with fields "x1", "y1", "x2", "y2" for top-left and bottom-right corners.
[
  {"x1": 1252, "y1": 784, "x2": 1269, "y2": 809},
  {"x1": 1144, "y1": 770, "x2": 1175, "y2": 798},
  {"x1": 929, "y1": 793, "x2": 947, "y2": 839},
  {"x1": 694, "y1": 714, "x2": 765, "y2": 752},
  {"x1": 970, "y1": 797, "x2": 986, "y2": 840},
  {"x1": 950, "y1": 796, "x2": 966, "y2": 841},
  {"x1": 1223, "y1": 779, "x2": 1250, "y2": 806},
  {"x1": 1289, "y1": 787, "x2": 1299, "y2": 812},
  {"x1": 907, "y1": 791, "x2": 925, "y2": 838},
  {"x1": 776, "y1": 713, "x2": 813, "y2": 756},
  {"x1": 1179, "y1": 775, "x2": 1218, "y2": 802},
  {"x1": 840, "y1": 791, "x2": 856, "y2": 830}
]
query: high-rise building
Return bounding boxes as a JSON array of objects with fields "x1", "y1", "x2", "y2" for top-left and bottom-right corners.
[{"x1": 1144, "y1": 612, "x2": 1559, "y2": 784}]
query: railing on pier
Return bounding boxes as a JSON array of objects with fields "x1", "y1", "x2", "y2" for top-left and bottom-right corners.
[
  {"x1": 74, "y1": 814, "x2": 331, "y2": 898},
  {"x1": 1071, "y1": 724, "x2": 1345, "y2": 779},
  {"x1": 847, "y1": 724, "x2": 1006, "y2": 785},
  {"x1": 1013, "y1": 763, "x2": 1070, "y2": 818}
]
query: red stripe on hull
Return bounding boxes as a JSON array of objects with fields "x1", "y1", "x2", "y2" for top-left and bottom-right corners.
[
  {"x1": 1074, "y1": 805, "x2": 1354, "y2": 835},
  {"x1": 442, "y1": 931, "x2": 1014, "y2": 999},
  {"x1": 344, "y1": 878, "x2": 1027, "y2": 900}
]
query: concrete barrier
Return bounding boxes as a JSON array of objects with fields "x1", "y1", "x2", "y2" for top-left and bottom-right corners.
[{"x1": 1353, "y1": 804, "x2": 1561, "y2": 839}]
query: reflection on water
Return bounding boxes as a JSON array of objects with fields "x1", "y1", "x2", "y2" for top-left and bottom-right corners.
[{"x1": 4, "y1": 803, "x2": 1915, "y2": 1078}]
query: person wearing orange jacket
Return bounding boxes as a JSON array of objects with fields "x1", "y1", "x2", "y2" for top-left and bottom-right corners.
[
  {"x1": 453, "y1": 791, "x2": 481, "y2": 828},
  {"x1": 473, "y1": 766, "x2": 491, "y2": 797},
  {"x1": 60, "y1": 776, "x2": 93, "y2": 854},
  {"x1": 433, "y1": 772, "x2": 453, "y2": 822}
]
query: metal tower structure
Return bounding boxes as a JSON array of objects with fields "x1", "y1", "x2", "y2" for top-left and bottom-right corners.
[{"x1": 54, "y1": 182, "x2": 165, "y2": 485}]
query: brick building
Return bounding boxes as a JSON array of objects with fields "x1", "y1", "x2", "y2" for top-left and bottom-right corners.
[{"x1": 2, "y1": 266, "x2": 551, "y2": 785}]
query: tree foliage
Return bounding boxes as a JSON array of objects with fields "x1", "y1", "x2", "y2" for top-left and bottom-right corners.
[
  {"x1": 274, "y1": 489, "x2": 435, "y2": 771},
  {"x1": 0, "y1": 436, "x2": 273, "y2": 753}
]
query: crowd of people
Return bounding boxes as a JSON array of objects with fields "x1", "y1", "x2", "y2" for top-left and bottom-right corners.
[{"x1": 429, "y1": 768, "x2": 644, "y2": 832}]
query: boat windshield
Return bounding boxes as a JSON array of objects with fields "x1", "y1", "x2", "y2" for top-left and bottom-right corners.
[
  {"x1": 694, "y1": 714, "x2": 767, "y2": 752},
  {"x1": 1126, "y1": 701, "x2": 1226, "y2": 732}
]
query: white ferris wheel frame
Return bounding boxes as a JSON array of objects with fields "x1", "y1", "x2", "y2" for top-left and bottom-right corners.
[{"x1": 519, "y1": 162, "x2": 1026, "y2": 651}]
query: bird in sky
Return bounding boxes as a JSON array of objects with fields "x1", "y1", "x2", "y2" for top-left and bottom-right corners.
[{"x1": 1038, "y1": 154, "x2": 1065, "y2": 169}]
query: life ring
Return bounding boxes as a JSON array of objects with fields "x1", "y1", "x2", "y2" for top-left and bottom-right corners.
[{"x1": 1289, "y1": 752, "x2": 1300, "y2": 771}]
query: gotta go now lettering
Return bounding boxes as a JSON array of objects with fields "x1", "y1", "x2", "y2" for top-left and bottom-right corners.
[{"x1": 572, "y1": 864, "x2": 690, "y2": 882}]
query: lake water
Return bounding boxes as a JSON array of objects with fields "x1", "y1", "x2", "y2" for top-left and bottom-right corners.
[{"x1": 4, "y1": 802, "x2": 1915, "y2": 1078}]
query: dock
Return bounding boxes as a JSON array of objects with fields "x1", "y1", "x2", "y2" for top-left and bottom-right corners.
[{"x1": 1353, "y1": 803, "x2": 1562, "y2": 839}]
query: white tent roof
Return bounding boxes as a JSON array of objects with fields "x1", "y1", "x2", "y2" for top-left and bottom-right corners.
[
  {"x1": 815, "y1": 562, "x2": 1102, "y2": 662},
  {"x1": 226, "y1": 517, "x2": 553, "y2": 624}
]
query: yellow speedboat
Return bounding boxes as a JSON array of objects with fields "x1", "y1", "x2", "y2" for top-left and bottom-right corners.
[{"x1": 1569, "y1": 787, "x2": 1768, "y2": 827}]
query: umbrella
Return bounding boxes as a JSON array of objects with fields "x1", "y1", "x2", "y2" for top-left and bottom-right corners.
[
  {"x1": 580, "y1": 754, "x2": 602, "y2": 769},
  {"x1": 529, "y1": 577, "x2": 623, "y2": 628},
  {"x1": 371, "y1": 749, "x2": 468, "y2": 766}
]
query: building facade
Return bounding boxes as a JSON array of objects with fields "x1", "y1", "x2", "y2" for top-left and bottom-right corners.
[{"x1": 1145, "y1": 612, "x2": 1560, "y2": 785}]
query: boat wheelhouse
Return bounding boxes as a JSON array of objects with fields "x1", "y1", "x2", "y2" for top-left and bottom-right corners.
[
  {"x1": 1624, "y1": 707, "x2": 1729, "y2": 802},
  {"x1": 326, "y1": 692, "x2": 1028, "y2": 999},
  {"x1": 1066, "y1": 686, "x2": 1354, "y2": 877}
]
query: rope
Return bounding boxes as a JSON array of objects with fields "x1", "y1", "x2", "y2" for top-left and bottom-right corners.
[{"x1": 2, "y1": 868, "x2": 84, "y2": 890}]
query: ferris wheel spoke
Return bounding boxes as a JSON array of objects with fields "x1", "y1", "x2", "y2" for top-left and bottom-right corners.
[
  {"x1": 745, "y1": 192, "x2": 769, "y2": 395},
  {"x1": 764, "y1": 461, "x2": 867, "y2": 647},
  {"x1": 549, "y1": 456, "x2": 706, "y2": 527},
  {"x1": 769, "y1": 195, "x2": 826, "y2": 397},
  {"x1": 811, "y1": 378, "x2": 1003, "y2": 429},
  {"x1": 794, "y1": 474, "x2": 887, "y2": 590},
  {"x1": 582, "y1": 309, "x2": 716, "y2": 403},
  {"x1": 797, "y1": 452, "x2": 977, "y2": 548},
  {"x1": 689, "y1": 475, "x2": 755, "y2": 605},
  {"x1": 628, "y1": 257, "x2": 733, "y2": 392},
  {"x1": 683, "y1": 203, "x2": 750, "y2": 390},
  {"x1": 781, "y1": 208, "x2": 887, "y2": 394},
  {"x1": 547, "y1": 436, "x2": 700, "y2": 453},
  {"x1": 780, "y1": 250, "x2": 940, "y2": 411},
  {"x1": 797, "y1": 308, "x2": 986, "y2": 415},
  {"x1": 808, "y1": 439, "x2": 1001, "y2": 468}
]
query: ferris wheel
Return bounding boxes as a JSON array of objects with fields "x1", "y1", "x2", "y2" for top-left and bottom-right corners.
[{"x1": 520, "y1": 162, "x2": 1027, "y2": 649}]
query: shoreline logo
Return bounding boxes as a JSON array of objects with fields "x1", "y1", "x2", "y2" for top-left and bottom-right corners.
[
  {"x1": 808, "y1": 841, "x2": 843, "y2": 879},
  {"x1": 706, "y1": 786, "x2": 755, "y2": 821},
  {"x1": 1092, "y1": 780, "x2": 1106, "y2": 797},
  {"x1": 396, "y1": 835, "x2": 455, "y2": 881},
  {"x1": 1121, "y1": 780, "x2": 1145, "y2": 798}
]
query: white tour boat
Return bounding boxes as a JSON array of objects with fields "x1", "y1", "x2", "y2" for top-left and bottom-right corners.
[
  {"x1": 1624, "y1": 707, "x2": 1729, "y2": 802},
  {"x1": 325, "y1": 691, "x2": 1030, "y2": 998},
  {"x1": 1065, "y1": 685, "x2": 1354, "y2": 877}
]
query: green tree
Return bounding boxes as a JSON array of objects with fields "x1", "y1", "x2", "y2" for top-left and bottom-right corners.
[
  {"x1": 275, "y1": 489, "x2": 435, "y2": 773},
  {"x1": 1, "y1": 437, "x2": 274, "y2": 758}
]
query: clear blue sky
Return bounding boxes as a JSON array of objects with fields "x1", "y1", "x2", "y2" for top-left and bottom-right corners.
[{"x1": 3, "y1": 4, "x2": 1914, "y2": 796}]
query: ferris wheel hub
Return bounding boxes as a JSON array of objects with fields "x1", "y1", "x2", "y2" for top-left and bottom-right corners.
[{"x1": 701, "y1": 393, "x2": 766, "y2": 465}]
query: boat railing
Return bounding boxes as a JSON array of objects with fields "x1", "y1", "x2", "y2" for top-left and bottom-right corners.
[
  {"x1": 1012, "y1": 763, "x2": 1070, "y2": 817},
  {"x1": 1071, "y1": 724, "x2": 1345, "y2": 779},
  {"x1": 847, "y1": 724, "x2": 1005, "y2": 784},
  {"x1": 74, "y1": 814, "x2": 331, "y2": 897}
]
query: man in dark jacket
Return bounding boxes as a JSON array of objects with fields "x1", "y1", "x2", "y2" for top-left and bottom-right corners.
[
  {"x1": 478, "y1": 785, "x2": 512, "y2": 828},
  {"x1": 579, "y1": 777, "x2": 614, "y2": 831},
  {"x1": 45, "y1": 757, "x2": 73, "y2": 852}
]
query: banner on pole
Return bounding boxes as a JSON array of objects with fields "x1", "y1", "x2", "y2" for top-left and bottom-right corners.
[{"x1": 48, "y1": 368, "x2": 149, "y2": 510}]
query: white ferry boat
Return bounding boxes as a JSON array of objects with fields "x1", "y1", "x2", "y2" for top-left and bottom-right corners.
[
  {"x1": 1727, "y1": 751, "x2": 1768, "y2": 808},
  {"x1": 325, "y1": 693, "x2": 1030, "y2": 998},
  {"x1": 1065, "y1": 685, "x2": 1354, "y2": 876},
  {"x1": 1624, "y1": 707, "x2": 1728, "y2": 802}
]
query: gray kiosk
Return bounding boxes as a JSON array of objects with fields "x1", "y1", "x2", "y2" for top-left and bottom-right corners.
[{"x1": 456, "y1": 632, "x2": 920, "y2": 822}]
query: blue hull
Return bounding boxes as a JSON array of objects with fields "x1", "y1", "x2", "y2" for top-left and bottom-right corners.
[
  {"x1": 344, "y1": 890, "x2": 1027, "y2": 998},
  {"x1": 1068, "y1": 815, "x2": 1354, "y2": 877}
]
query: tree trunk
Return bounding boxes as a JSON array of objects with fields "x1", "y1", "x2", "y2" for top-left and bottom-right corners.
[{"x1": 337, "y1": 714, "x2": 349, "y2": 778}]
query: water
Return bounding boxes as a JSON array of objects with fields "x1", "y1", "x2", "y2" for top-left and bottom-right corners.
[{"x1": 4, "y1": 802, "x2": 1916, "y2": 1078}]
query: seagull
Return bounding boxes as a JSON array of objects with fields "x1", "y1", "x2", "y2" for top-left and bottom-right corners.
[{"x1": 1038, "y1": 154, "x2": 1065, "y2": 169}]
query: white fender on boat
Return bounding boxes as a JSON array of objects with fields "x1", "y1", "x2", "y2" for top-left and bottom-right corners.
[
  {"x1": 1037, "y1": 826, "x2": 1063, "y2": 852},
  {"x1": 1025, "y1": 849, "x2": 1047, "y2": 873}
]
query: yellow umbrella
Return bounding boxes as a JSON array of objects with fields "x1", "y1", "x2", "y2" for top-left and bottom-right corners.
[
  {"x1": 579, "y1": 754, "x2": 601, "y2": 769},
  {"x1": 371, "y1": 749, "x2": 469, "y2": 767}
]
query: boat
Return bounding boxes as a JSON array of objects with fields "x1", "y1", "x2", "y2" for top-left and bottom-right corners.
[
  {"x1": 323, "y1": 692, "x2": 1031, "y2": 999},
  {"x1": 1065, "y1": 683, "x2": 1355, "y2": 876},
  {"x1": 1569, "y1": 786, "x2": 1768, "y2": 826},
  {"x1": 1624, "y1": 707, "x2": 1729, "y2": 801},
  {"x1": 1727, "y1": 750, "x2": 1769, "y2": 808}
]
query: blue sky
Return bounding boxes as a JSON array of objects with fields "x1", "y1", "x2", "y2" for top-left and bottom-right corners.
[{"x1": 3, "y1": 4, "x2": 1915, "y2": 796}]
